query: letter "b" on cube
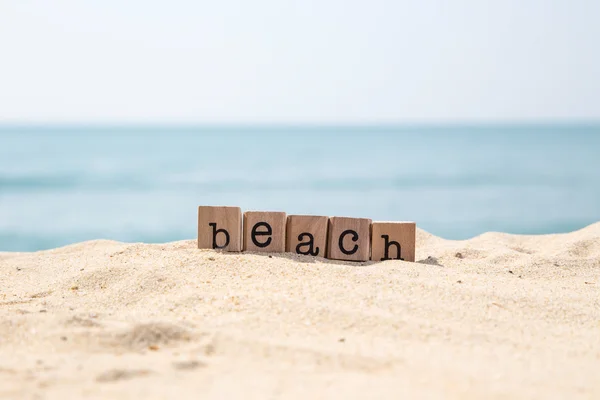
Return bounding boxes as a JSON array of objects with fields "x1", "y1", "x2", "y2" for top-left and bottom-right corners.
[{"x1": 198, "y1": 206, "x2": 242, "y2": 251}]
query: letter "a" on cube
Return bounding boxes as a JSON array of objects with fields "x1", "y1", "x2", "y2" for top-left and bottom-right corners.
[
  {"x1": 198, "y1": 206, "x2": 242, "y2": 251},
  {"x1": 286, "y1": 215, "x2": 329, "y2": 257}
]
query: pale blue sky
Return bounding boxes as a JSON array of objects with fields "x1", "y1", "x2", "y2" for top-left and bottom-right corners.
[{"x1": 1, "y1": 1, "x2": 598, "y2": 124}]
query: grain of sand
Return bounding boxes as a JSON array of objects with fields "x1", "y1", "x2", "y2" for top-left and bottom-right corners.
[{"x1": 1, "y1": 223, "x2": 599, "y2": 399}]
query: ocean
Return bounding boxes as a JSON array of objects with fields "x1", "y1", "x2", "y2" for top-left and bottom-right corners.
[{"x1": 1, "y1": 125, "x2": 599, "y2": 252}]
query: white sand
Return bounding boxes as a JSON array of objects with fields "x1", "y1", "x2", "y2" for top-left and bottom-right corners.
[{"x1": 1, "y1": 223, "x2": 599, "y2": 399}]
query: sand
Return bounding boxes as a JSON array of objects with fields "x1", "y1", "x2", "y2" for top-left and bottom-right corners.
[{"x1": 1, "y1": 223, "x2": 599, "y2": 399}]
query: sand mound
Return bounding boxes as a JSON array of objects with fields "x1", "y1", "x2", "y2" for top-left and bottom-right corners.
[
  {"x1": 110, "y1": 322, "x2": 195, "y2": 351},
  {"x1": 1, "y1": 223, "x2": 599, "y2": 398}
]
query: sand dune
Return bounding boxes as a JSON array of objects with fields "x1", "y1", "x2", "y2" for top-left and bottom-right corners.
[{"x1": 1, "y1": 224, "x2": 599, "y2": 399}]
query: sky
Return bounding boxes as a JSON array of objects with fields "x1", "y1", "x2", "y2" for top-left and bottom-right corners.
[{"x1": 0, "y1": 0, "x2": 599, "y2": 124}]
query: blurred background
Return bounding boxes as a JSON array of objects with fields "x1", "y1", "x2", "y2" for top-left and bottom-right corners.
[{"x1": 1, "y1": 1, "x2": 599, "y2": 251}]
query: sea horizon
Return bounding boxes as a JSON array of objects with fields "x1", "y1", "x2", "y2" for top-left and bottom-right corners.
[
  {"x1": 2, "y1": 120, "x2": 600, "y2": 130},
  {"x1": 2, "y1": 123, "x2": 600, "y2": 252}
]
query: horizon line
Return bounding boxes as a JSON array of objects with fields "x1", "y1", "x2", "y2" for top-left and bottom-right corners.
[{"x1": 1, "y1": 120, "x2": 599, "y2": 130}]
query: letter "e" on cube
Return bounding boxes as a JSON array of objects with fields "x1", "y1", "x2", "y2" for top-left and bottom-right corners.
[{"x1": 243, "y1": 211, "x2": 287, "y2": 252}]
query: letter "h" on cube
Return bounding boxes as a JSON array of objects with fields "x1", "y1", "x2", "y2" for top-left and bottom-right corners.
[
  {"x1": 371, "y1": 221, "x2": 416, "y2": 262},
  {"x1": 198, "y1": 206, "x2": 242, "y2": 251}
]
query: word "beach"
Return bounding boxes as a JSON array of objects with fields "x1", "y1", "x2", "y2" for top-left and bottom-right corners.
[{"x1": 198, "y1": 206, "x2": 416, "y2": 262}]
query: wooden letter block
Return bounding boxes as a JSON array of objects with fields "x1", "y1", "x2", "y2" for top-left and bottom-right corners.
[
  {"x1": 197, "y1": 206, "x2": 242, "y2": 251},
  {"x1": 327, "y1": 217, "x2": 372, "y2": 261},
  {"x1": 243, "y1": 211, "x2": 287, "y2": 253},
  {"x1": 371, "y1": 221, "x2": 416, "y2": 262},
  {"x1": 286, "y1": 215, "x2": 329, "y2": 257}
]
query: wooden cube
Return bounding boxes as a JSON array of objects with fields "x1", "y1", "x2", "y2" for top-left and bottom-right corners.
[
  {"x1": 286, "y1": 215, "x2": 329, "y2": 257},
  {"x1": 197, "y1": 206, "x2": 242, "y2": 251},
  {"x1": 371, "y1": 221, "x2": 416, "y2": 262},
  {"x1": 327, "y1": 216, "x2": 372, "y2": 261},
  {"x1": 243, "y1": 211, "x2": 287, "y2": 252}
]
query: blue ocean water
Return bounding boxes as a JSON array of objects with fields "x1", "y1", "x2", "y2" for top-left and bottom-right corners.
[{"x1": 1, "y1": 125, "x2": 599, "y2": 252}]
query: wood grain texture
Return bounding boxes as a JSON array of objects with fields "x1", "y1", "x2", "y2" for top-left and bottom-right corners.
[
  {"x1": 326, "y1": 216, "x2": 372, "y2": 261},
  {"x1": 197, "y1": 206, "x2": 242, "y2": 251},
  {"x1": 285, "y1": 215, "x2": 329, "y2": 257},
  {"x1": 371, "y1": 221, "x2": 416, "y2": 262},
  {"x1": 243, "y1": 211, "x2": 287, "y2": 252}
]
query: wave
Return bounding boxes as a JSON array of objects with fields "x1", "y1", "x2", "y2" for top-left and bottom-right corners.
[
  {"x1": 0, "y1": 174, "x2": 152, "y2": 192},
  {"x1": 0, "y1": 174, "x2": 81, "y2": 190},
  {"x1": 0, "y1": 172, "x2": 589, "y2": 194}
]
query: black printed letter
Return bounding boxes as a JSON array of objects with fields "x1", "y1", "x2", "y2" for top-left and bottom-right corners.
[
  {"x1": 209, "y1": 222, "x2": 230, "y2": 249},
  {"x1": 296, "y1": 233, "x2": 319, "y2": 256},
  {"x1": 251, "y1": 222, "x2": 272, "y2": 248},
  {"x1": 339, "y1": 229, "x2": 359, "y2": 255},
  {"x1": 381, "y1": 234, "x2": 403, "y2": 261}
]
